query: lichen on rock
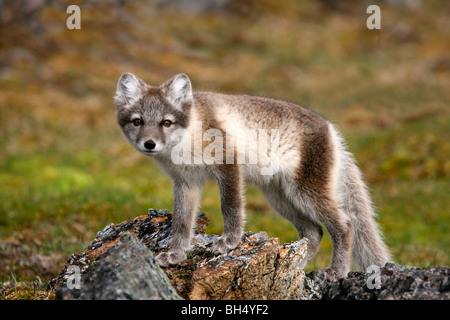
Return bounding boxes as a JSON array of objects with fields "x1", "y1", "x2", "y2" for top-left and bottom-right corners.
[{"x1": 53, "y1": 208, "x2": 308, "y2": 300}]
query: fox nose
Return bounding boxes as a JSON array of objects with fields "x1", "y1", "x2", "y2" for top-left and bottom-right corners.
[{"x1": 144, "y1": 140, "x2": 156, "y2": 150}]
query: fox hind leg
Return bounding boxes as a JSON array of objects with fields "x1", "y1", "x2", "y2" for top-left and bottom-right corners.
[
  {"x1": 261, "y1": 187, "x2": 324, "y2": 270},
  {"x1": 303, "y1": 194, "x2": 353, "y2": 277},
  {"x1": 263, "y1": 185, "x2": 352, "y2": 277}
]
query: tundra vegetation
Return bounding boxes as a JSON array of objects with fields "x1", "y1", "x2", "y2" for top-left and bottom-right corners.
[{"x1": 0, "y1": 0, "x2": 448, "y2": 299}]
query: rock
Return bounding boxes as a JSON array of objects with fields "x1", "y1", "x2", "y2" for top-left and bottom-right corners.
[
  {"x1": 55, "y1": 231, "x2": 182, "y2": 300},
  {"x1": 302, "y1": 262, "x2": 450, "y2": 300},
  {"x1": 188, "y1": 232, "x2": 307, "y2": 300},
  {"x1": 53, "y1": 208, "x2": 449, "y2": 300},
  {"x1": 53, "y1": 209, "x2": 308, "y2": 300}
]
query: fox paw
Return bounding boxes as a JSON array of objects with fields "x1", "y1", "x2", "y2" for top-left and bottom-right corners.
[
  {"x1": 212, "y1": 236, "x2": 241, "y2": 254},
  {"x1": 155, "y1": 250, "x2": 186, "y2": 267},
  {"x1": 316, "y1": 266, "x2": 348, "y2": 280},
  {"x1": 315, "y1": 267, "x2": 339, "y2": 281}
]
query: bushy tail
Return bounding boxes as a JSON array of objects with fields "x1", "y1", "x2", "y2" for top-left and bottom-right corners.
[{"x1": 336, "y1": 139, "x2": 391, "y2": 271}]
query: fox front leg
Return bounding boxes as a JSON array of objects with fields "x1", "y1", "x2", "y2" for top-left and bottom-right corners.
[
  {"x1": 212, "y1": 164, "x2": 245, "y2": 254},
  {"x1": 156, "y1": 182, "x2": 201, "y2": 267}
]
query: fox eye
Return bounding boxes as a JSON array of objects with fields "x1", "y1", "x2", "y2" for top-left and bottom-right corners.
[
  {"x1": 132, "y1": 118, "x2": 143, "y2": 126},
  {"x1": 162, "y1": 120, "x2": 172, "y2": 127}
]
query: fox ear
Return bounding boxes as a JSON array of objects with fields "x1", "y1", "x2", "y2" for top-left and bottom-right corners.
[
  {"x1": 115, "y1": 73, "x2": 145, "y2": 108},
  {"x1": 161, "y1": 73, "x2": 193, "y2": 110}
]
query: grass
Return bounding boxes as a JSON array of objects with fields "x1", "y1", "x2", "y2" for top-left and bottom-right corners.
[{"x1": 0, "y1": 1, "x2": 449, "y2": 298}]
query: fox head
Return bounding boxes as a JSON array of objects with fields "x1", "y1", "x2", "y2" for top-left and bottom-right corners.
[{"x1": 114, "y1": 73, "x2": 193, "y2": 157}]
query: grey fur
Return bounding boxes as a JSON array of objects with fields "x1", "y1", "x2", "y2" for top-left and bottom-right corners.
[
  {"x1": 332, "y1": 127, "x2": 391, "y2": 270},
  {"x1": 114, "y1": 73, "x2": 391, "y2": 277}
]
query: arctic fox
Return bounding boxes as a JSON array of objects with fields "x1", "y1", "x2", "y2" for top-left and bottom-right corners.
[{"x1": 114, "y1": 72, "x2": 390, "y2": 277}]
